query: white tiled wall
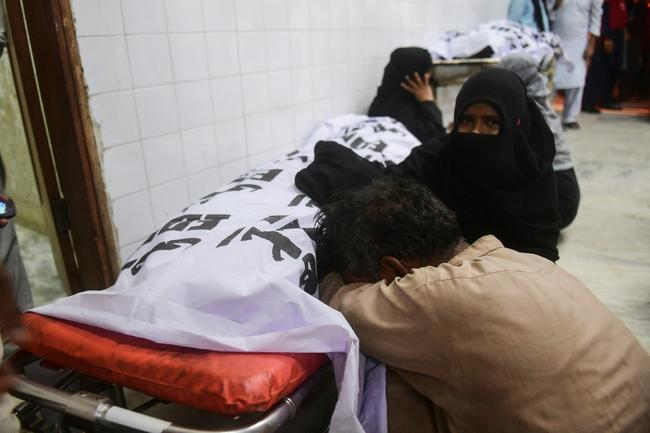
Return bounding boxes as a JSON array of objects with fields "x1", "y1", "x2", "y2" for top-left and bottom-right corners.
[{"x1": 72, "y1": 0, "x2": 509, "y2": 263}]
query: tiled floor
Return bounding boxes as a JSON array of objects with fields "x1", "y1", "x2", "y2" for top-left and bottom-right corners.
[
  {"x1": 556, "y1": 110, "x2": 650, "y2": 351},
  {"x1": 13, "y1": 110, "x2": 650, "y2": 353}
]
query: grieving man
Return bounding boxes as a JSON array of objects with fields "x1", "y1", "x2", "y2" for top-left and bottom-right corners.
[{"x1": 317, "y1": 177, "x2": 650, "y2": 433}]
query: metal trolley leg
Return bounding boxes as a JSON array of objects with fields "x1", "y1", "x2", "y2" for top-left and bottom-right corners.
[{"x1": 12, "y1": 365, "x2": 332, "y2": 433}]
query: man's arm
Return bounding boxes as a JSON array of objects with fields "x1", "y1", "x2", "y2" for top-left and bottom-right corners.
[
  {"x1": 589, "y1": 0, "x2": 604, "y2": 37},
  {"x1": 326, "y1": 271, "x2": 454, "y2": 377},
  {"x1": 584, "y1": 0, "x2": 603, "y2": 65}
]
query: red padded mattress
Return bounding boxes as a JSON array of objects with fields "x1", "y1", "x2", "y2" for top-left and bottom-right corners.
[{"x1": 19, "y1": 312, "x2": 328, "y2": 414}]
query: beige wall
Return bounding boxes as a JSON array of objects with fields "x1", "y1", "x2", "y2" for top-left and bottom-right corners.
[{"x1": 0, "y1": 55, "x2": 46, "y2": 233}]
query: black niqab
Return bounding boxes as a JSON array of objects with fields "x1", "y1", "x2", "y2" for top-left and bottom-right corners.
[
  {"x1": 398, "y1": 67, "x2": 560, "y2": 260},
  {"x1": 376, "y1": 47, "x2": 434, "y2": 100}
]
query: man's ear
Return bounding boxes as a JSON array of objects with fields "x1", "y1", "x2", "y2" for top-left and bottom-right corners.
[{"x1": 379, "y1": 256, "x2": 410, "y2": 282}]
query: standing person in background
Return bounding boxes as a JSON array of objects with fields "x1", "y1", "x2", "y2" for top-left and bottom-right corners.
[
  {"x1": 507, "y1": 0, "x2": 552, "y2": 31},
  {"x1": 619, "y1": 0, "x2": 649, "y2": 100},
  {"x1": 552, "y1": 0, "x2": 603, "y2": 129},
  {"x1": 0, "y1": 156, "x2": 32, "y2": 312},
  {"x1": 546, "y1": 0, "x2": 564, "y2": 24},
  {"x1": 368, "y1": 47, "x2": 446, "y2": 143},
  {"x1": 583, "y1": 0, "x2": 629, "y2": 111},
  {"x1": 641, "y1": 0, "x2": 650, "y2": 98},
  {"x1": 0, "y1": 265, "x2": 25, "y2": 433}
]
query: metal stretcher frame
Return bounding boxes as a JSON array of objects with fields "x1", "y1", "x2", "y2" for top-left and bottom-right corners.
[
  {"x1": 430, "y1": 58, "x2": 500, "y2": 98},
  {"x1": 8, "y1": 350, "x2": 335, "y2": 433}
]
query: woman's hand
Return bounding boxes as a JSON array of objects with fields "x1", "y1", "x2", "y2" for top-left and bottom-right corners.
[{"x1": 400, "y1": 72, "x2": 434, "y2": 102}]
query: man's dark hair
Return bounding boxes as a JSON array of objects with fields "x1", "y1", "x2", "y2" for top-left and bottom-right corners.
[{"x1": 314, "y1": 177, "x2": 462, "y2": 281}]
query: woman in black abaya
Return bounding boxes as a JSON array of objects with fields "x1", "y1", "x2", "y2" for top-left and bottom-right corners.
[
  {"x1": 296, "y1": 68, "x2": 561, "y2": 261},
  {"x1": 368, "y1": 47, "x2": 446, "y2": 143},
  {"x1": 391, "y1": 67, "x2": 561, "y2": 260}
]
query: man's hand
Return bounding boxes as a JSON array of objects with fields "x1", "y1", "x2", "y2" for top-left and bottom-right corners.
[
  {"x1": 583, "y1": 45, "x2": 595, "y2": 65},
  {"x1": 603, "y1": 37, "x2": 614, "y2": 54},
  {"x1": 400, "y1": 72, "x2": 434, "y2": 102},
  {"x1": 584, "y1": 33, "x2": 597, "y2": 67}
]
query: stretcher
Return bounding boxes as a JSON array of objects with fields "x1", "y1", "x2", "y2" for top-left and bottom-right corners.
[
  {"x1": 7, "y1": 115, "x2": 420, "y2": 433},
  {"x1": 428, "y1": 19, "x2": 561, "y2": 95},
  {"x1": 430, "y1": 58, "x2": 499, "y2": 99},
  {"x1": 9, "y1": 313, "x2": 336, "y2": 432}
]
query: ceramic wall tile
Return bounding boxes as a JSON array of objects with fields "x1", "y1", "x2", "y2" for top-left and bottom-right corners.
[
  {"x1": 203, "y1": 0, "x2": 237, "y2": 31},
  {"x1": 102, "y1": 141, "x2": 148, "y2": 199},
  {"x1": 79, "y1": 36, "x2": 132, "y2": 94},
  {"x1": 90, "y1": 91, "x2": 140, "y2": 147},
  {"x1": 142, "y1": 133, "x2": 186, "y2": 185},
  {"x1": 122, "y1": 0, "x2": 167, "y2": 34},
  {"x1": 206, "y1": 32, "x2": 240, "y2": 77},
  {"x1": 165, "y1": 0, "x2": 204, "y2": 32},
  {"x1": 112, "y1": 190, "x2": 155, "y2": 245},
  {"x1": 127, "y1": 35, "x2": 174, "y2": 87},
  {"x1": 72, "y1": 0, "x2": 124, "y2": 36},
  {"x1": 134, "y1": 85, "x2": 179, "y2": 138},
  {"x1": 169, "y1": 33, "x2": 210, "y2": 82}
]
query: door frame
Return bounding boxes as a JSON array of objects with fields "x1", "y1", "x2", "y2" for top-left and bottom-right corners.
[{"x1": 4, "y1": 0, "x2": 119, "y2": 292}]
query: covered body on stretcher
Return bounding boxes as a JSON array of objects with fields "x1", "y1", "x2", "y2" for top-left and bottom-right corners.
[
  {"x1": 9, "y1": 115, "x2": 421, "y2": 433},
  {"x1": 427, "y1": 20, "x2": 563, "y2": 98}
]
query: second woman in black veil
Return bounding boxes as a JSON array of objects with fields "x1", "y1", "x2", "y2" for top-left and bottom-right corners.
[{"x1": 368, "y1": 47, "x2": 446, "y2": 143}]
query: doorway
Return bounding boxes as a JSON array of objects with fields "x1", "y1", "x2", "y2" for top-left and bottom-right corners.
[
  {"x1": 0, "y1": 52, "x2": 67, "y2": 307},
  {"x1": 2, "y1": 0, "x2": 119, "y2": 303}
]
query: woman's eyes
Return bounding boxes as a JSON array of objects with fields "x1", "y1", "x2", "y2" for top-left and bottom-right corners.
[
  {"x1": 460, "y1": 117, "x2": 498, "y2": 125},
  {"x1": 458, "y1": 116, "x2": 500, "y2": 132}
]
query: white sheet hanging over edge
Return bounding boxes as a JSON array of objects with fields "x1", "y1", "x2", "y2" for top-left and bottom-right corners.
[{"x1": 33, "y1": 114, "x2": 421, "y2": 433}]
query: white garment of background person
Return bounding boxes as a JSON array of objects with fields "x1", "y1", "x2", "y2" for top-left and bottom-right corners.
[
  {"x1": 552, "y1": 0, "x2": 603, "y2": 124},
  {"x1": 0, "y1": 341, "x2": 20, "y2": 433}
]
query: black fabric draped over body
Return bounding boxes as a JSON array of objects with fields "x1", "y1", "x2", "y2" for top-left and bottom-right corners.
[
  {"x1": 368, "y1": 47, "x2": 446, "y2": 143},
  {"x1": 296, "y1": 68, "x2": 561, "y2": 262}
]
